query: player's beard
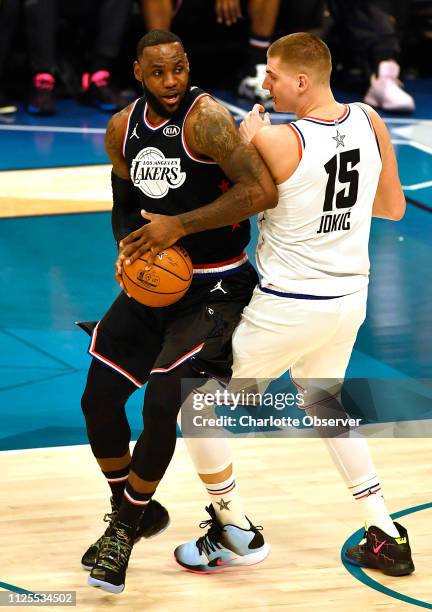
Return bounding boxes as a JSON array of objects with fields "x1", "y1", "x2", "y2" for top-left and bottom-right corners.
[{"x1": 142, "y1": 76, "x2": 190, "y2": 119}]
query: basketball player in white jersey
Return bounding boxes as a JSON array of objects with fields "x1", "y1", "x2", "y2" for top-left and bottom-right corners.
[{"x1": 120, "y1": 33, "x2": 414, "y2": 576}]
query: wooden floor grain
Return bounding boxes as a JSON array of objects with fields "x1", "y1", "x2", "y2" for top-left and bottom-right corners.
[{"x1": 1, "y1": 438, "x2": 430, "y2": 611}]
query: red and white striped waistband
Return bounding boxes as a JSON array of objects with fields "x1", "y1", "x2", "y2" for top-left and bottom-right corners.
[{"x1": 192, "y1": 252, "x2": 248, "y2": 276}]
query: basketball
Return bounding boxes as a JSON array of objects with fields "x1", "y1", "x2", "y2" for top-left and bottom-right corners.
[{"x1": 121, "y1": 245, "x2": 193, "y2": 307}]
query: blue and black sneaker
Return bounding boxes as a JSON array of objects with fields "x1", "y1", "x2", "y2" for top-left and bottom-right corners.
[{"x1": 174, "y1": 505, "x2": 270, "y2": 573}]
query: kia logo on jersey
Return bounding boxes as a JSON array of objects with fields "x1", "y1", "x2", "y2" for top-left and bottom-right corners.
[
  {"x1": 130, "y1": 147, "x2": 186, "y2": 198},
  {"x1": 163, "y1": 125, "x2": 181, "y2": 137}
]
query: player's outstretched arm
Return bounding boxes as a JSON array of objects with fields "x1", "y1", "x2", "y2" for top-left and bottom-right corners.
[{"x1": 359, "y1": 104, "x2": 406, "y2": 221}]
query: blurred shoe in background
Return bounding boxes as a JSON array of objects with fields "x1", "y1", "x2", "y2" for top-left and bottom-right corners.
[{"x1": 364, "y1": 60, "x2": 415, "y2": 113}]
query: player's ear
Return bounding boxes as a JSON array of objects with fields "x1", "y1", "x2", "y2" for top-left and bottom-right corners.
[
  {"x1": 133, "y1": 60, "x2": 143, "y2": 83},
  {"x1": 297, "y1": 73, "x2": 308, "y2": 91},
  {"x1": 185, "y1": 54, "x2": 190, "y2": 72}
]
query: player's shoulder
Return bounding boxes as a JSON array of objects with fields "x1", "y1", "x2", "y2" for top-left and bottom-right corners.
[
  {"x1": 105, "y1": 103, "x2": 136, "y2": 162},
  {"x1": 354, "y1": 101, "x2": 387, "y2": 136},
  {"x1": 354, "y1": 101, "x2": 374, "y2": 114},
  {"x1": 252, "y1": 124, "x2": 301, "y2": 182},
  {"x1": 106, "y1": 102, "x2": 135, "y2": 136},
  {"x1": 183, "y1": 93, "x2": 239, "y2": 160},
  {"x1": 188, "y1": 94, "x2": 235, "y2": 127},
  {"x1": 353, "y1": 102, "x2": 382, "y2": 124},
  {"x1": 253, "y1": 123, "x2": 299, "y2": 150}
]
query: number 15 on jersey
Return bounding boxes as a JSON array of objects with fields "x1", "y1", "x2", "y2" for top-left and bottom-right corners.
[{"x1": 317, "y1": 148, "x2": 360, "y2": 234}]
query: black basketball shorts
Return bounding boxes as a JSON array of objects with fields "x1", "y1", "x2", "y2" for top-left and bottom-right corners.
[{"x1": 86, "y1": 258, "x2": 258, "y2": 387}]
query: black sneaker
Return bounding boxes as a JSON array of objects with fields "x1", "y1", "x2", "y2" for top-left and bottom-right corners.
[
  {"x1": 81, "y1": 70, "x2": 120, "y2": 112},
  {"x1": 344, "y1": 522, "x2": 415, "y2": 576},
  {"x1": 81, "y1": 496, "x2": 119, "y2": 570},
  {"x1": 88, "y1": 521, "x2": 134, "y2": 593},
  {"x1": 27, "y1": 73, "x2": 56, "y2": 116},
  {"x1": 81, "y1": 498, "x2": 169, "y2": 569},
  {"x1": 138, "y1": 498, "x2": 170, "y2": 539}
]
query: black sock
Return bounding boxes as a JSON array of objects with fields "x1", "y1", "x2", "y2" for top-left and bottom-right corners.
[
  {"x1": 102, "y1": 465, "x2": 130, "y2": 508},
  {"x1": 117, "y1": 483, "x2": 155, "y2": 534},
  {"x1": 246, "y1": 33, "x2": 271, "y2": 73}
]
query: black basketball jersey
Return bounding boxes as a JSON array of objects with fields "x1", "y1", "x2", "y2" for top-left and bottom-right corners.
[{"x1": 118, "y1": 86, "x2": 250, "y2": 264}]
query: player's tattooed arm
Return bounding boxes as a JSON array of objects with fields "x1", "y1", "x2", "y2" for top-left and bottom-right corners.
[
  {"x1": 105, "y1": 105, "x2": 131, "y2": 180},
  {"x1": 118, "y1": 99, "x2": 277, "y2": 266},
  {"x1": 178, "y1": 98, "x2": 278, "y2": 234}
]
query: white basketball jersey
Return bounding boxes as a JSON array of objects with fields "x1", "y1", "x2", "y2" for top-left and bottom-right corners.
[{"x1": 256, "y1": 103, "x2": 382, "y2": 296}]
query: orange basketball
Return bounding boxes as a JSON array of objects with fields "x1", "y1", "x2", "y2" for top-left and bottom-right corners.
[{"x1": 122, "y1": 245, "x2": 193, "y2": 307}]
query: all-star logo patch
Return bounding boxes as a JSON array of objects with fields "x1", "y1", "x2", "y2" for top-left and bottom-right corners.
[{"x1": 332, "y1": 130, "x2": 346, "y2": 148}]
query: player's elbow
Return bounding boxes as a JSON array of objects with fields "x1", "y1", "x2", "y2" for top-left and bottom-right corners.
[
  {"x1": 268, "y1": 184, "x2": 279, "y2": 209},
  {"x1": 373, "y1": 191, "x2": 406, "y2": 221},
  {"x1": 390, "y1": 194, "x2": 406, "y2": 221},
  {"x1": 391, "y1": 209, "x2": 405, "y2": 221},
  {"x1": 259, "y1": 181, "x2": 278, "y2": 211},
  {"x1": 243, "y1": 178, "x2": 277, "y2": 214}
]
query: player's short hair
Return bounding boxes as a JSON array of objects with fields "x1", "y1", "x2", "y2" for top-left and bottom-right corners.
[
  {"x1": 137, "y1": 30, "x2": 184, "y2": 58},
  {"x1": 268, "y1": 32, "x2": 332, "y2": 83}
]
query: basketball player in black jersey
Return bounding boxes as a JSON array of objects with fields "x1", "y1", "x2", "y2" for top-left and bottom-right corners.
[{"x1": 81, "y1": 30, "x2": 277, "y2": 593}]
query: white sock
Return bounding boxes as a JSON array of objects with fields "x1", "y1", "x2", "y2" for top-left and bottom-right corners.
[
  {"x1": 350, "y1": 475, "x2": 399, "y2": 537},
  {"x1": 324, "y1": 437, "x2": 399, "y2": 537},
  {"x1": 179, "y1": 383, "x2": 249, "y2": 530},
  {"x1": 205, "y1": 475, "x2": 249, "y2": 529}
]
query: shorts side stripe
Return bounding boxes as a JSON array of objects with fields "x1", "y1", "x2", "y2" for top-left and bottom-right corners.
[
  {"x1": 150, "y1": 342, "x2": 205, "y2": 375},
  {"x1": 89, "y1": 322, "x2": 144, "y2": 388}
]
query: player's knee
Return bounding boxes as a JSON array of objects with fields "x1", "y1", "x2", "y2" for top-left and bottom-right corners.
[
  {"x1": 143, "y1": 389, "x2": 179, "y2": 426},
  {"x1": 143, "y1": 368, "x2": 192, "y2": 421},
  {"x1": 81, "y1": 361, "x2": 136, "y2": 418},
  {"x1": 81, "y1": 384, "x2": 99, "y2": 418},
  {"x1": 81, "y1": 380, "x2": 119, "y2": 419}
]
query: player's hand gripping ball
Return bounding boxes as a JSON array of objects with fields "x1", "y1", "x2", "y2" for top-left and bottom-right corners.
[{"x1": 121, "y1": 245, "x2": 193, "y2": 307}]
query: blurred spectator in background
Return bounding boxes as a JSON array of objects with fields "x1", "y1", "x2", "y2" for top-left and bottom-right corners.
[
  {"x1": 0, "y1": 0, "x2": 19, "y2": 114},
  {"x1": 24, "y1": 0, "x2": 133, "y2": 116},
  {"x1": 141, "y1": 0, "x2": 281, "y2": 108},
  {"x1": 141, "y1": 0, "x2": 177, "y2": 30},
  {"x1": 235, "y1": 0, "x2": 281, "y2": 108},
  {"x1": 327, "y1": 0, "x2": 415, "y2": 112},
  {"x1": 2, "y1": 0, "x2": 425, "y2": 115}
]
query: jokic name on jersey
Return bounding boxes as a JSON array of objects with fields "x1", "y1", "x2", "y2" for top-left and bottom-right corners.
[{"x1": 130, "y1": 146, "x2": 186, "y2": 199}]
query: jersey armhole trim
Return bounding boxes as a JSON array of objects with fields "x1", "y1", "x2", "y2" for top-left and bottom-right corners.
[
  {"x1": 287, "y1": 123, "x2": 304, "y2": 161},
  {"x1": 122, "y1": 98, "x2": 140, "y2": 158},
  {"x1": 354, "y1": 103, "x2": 381, "y2": 159}
]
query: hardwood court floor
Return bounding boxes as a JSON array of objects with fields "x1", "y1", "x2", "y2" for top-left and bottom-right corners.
[
  {"x1": 0, "y1": 165, "x2": 112, "y2": 217},
  {"x1": 2, "y1": 438, "x2": 431, "y2": 611}
]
